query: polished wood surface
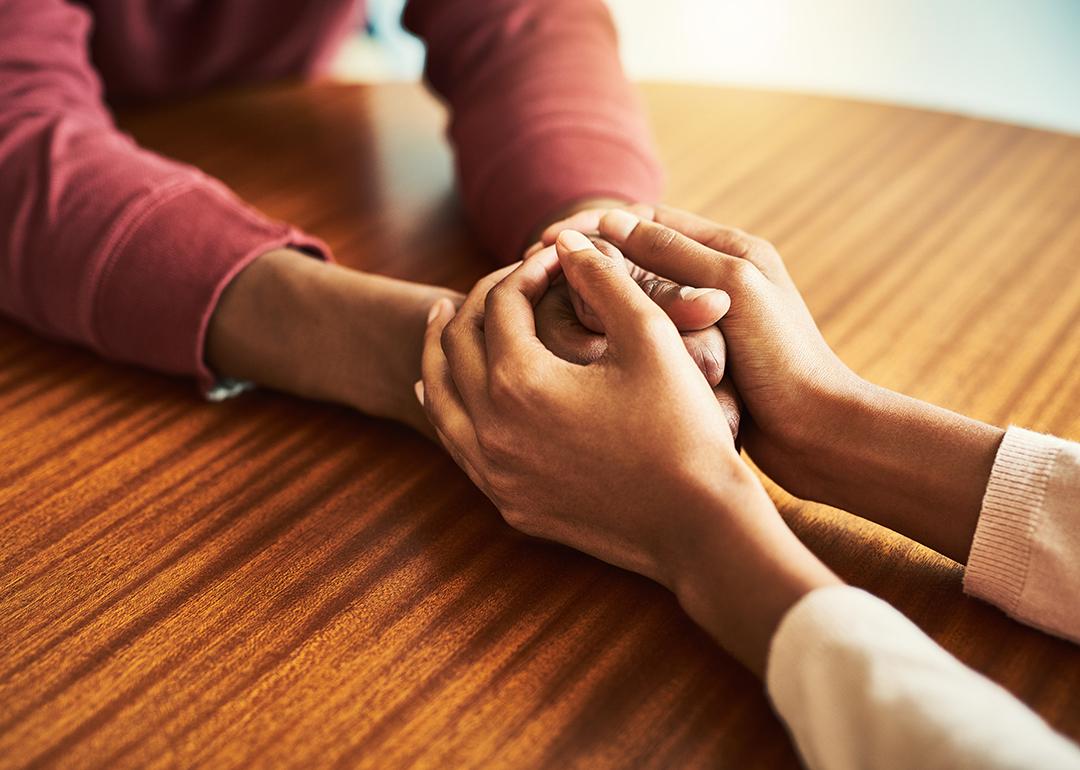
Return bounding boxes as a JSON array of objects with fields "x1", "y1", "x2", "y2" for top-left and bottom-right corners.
[{"x1": 2, "y1": 82, "x2": 1079, "y2": 768}]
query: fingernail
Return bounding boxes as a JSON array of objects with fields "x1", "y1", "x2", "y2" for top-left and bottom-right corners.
[
  {"x1": 679, "y1": 286, "x2": 720, "y2": 301},
  {"x1": 414, "y1": 379, "x2": 425, "y2": 406},
  {"x1": 557, "y1": 229, "x2": 594, "y2": 252},
  {"x1": 600, "y1": 209, "x2": 638, "y2": 241},
  {"x1": 426, "y1": 299, "x2": 444, "y2": 324}
]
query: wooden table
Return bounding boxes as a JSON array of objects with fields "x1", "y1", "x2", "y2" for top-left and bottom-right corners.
[{"x1": 2, "y1": 83, "x2": 1079, "y2": 769}]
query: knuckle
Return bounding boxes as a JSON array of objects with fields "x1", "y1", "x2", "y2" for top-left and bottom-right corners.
[
  {"x1": 440, "y1": 318, "x2": 462, "y2": 354},
  {"x1": 475, "y1": 425, "x2": 507, "y2": 462},
  {"x1": 500, "y1": 507, "x2": 538, "y2": 536},
  {"x1": 473, "y1": 416, "x2": 513, "y2": 462},
  {"x1": 484, "y1": 282, "x2": 513, "y2": 315},
  {"x1": 640, "y1": 278, "x2": 672, "y2": 301},
  {"x1": 584, "y1": 245, "x2": 619, "y2": 268},
  {"x1": 728, "y1": 230, "x2": 757, "y2": 257},
  {"x1": 746, "y1": 231, "x2": 776, "y2": 253},
  {"x1": 728, "y1": 257, "x2": 758, "y2": 285},
  {"x1": 575, "y1": 252, "x2": 620, "y2": 282},
  {"x1": 726, "y1": 407, "x2": 741, "y2": 439},
  {"x1": 488, "y1": 363, "x2": 518, "y2": 401},
  {"x1": 645, "y1": 224, "x2": 679, "y2": 254},
  {"x1": 638, "y1": 311, "x2": 679, "y2": 345},
  {"x1": 760, "y1": 242, "x2": 784, "y2": 267},
  {"x1": 489, "y1": 360, "x2": 536, "y2": 404},
  {"x1": 500, "y1": 507, "x2": 525, "y2": 528},
  {"x1": 699, "y1": 338, "x2": 726, "y2": 385},
  {"x1": 474, "y1": 422, "x2": 501, "y2": 455},
  {"x1": 755, "y1": 234, "x2": 777, "y2": 252}
]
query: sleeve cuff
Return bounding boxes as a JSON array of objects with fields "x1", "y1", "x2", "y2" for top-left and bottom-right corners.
[
  {"x1": 962, "y1": 426, "x2": 1062, "y2": 615},
  {"x1": 765, "y1": 586, "x2": 902, "y2": 721},
  {"x1": 86, "y1": 176, "x2": 331, "y2": 395},
  {"x1": 765, "y1": 584, "x2": 1080, "y2": 769}
]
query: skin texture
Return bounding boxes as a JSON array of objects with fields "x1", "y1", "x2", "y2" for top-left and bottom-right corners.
[
  {"x1": 533, "y1": 242, "x2": 741, "y2": 436},
  {"x1": 592, "y1": 206, "x2": 1006, "y2": 564},
  {"x1": 205, "y1": 202, "x2": 738, "y2": 440},
  {"x1": 532, "y1": 207, "x2": 741, "y2": 434},
  {"x1": 418, "y1": 233, "x2": 839, "y2": 675},
  {"x1": 206, "y1": 247, "x2": 458, "y2": 437}
]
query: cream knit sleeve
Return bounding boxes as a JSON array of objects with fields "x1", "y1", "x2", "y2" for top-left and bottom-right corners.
[{"x1": 964, "y1": 426, "x2": 1080, "y2": 642}]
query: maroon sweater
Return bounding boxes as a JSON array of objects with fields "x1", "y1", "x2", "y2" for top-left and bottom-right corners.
[{"x1": 0, "y1": 0, "x2": 662, "y2": 387}]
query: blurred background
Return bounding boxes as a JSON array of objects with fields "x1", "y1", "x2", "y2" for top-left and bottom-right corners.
[{"x1": 334, "y1": 0, "x2": 1080, "y2": 134}]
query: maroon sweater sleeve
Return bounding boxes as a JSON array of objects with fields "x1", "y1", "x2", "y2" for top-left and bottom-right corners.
[
  {"x1": 403, "y1": 0, "x2": 664, "y2": 262},
  {"x1": 0, "y1": 0, "x2": 328, "y2": 389}
]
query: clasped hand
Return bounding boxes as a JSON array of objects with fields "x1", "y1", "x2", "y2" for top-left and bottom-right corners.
[
  {"x1": 531, "y1": 235, "x2": 741, "y2": 438},
  {"x1": 416, "y1": 206, "x2": 844, "y2": 673}
]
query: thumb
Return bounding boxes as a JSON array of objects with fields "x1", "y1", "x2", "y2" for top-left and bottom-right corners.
[
  {"x1": 555, "y1": 230, "x2": 680, "y2": 357},
  {"x1": 639, "y1": 279, "x2": 730, "y2": 331}
]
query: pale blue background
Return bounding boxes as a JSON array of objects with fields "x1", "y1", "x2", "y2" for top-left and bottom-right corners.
[{"x1": 340, "y1": 0, "x2": 1080, "y2": 134}]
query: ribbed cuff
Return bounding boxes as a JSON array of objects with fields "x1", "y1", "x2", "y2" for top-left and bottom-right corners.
[
  {"x1": 88, "y1": 176, "x2": 330, "y2": 394},
  {"x1": 963, "y1": 426, "x2": 1062, "y2": 613}
]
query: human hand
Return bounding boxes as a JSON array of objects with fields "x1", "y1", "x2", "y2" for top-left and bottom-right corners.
[
  {"x1": 205, "y1": 248, "x2": 462, "y2": 440},
  {"x1": 531, "y1": 209, "x2": 741, "y2": 433},
  {"x1": 594, "y1": 206, "x2": 865, "y2": 500},
  {"x1": 525, "y1": 201, "x2": 656, "y2": 258},
  {"x1": 531, "y1": 237, "x2": 739, "y2": 434},
  {"x1": 418, "y1": 231, "x2": 838, "y2": 674},
  {"x1": 598, "y1": 207, "x2": 1006, "y2": 565}
]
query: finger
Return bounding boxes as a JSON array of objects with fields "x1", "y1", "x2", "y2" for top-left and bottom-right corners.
[
  {"x1": 539, "y1": 209, "x2": 604, "y2": 246},
  {"x1": 433, "y1": 423, "x2": 485, "y2": 487},
  {"x1": 712, "y1": 378, "x2": 742, "y2": 442},
  {"x1": 649, "y1": 205, "x2": 789, "y2": 283},
  {"x1": 539, "y1": 202, "x2": 656, "y2": 246},
  {"x1": 598, "y1": 210, "x2": 745, "y2": 291},
  {"x1": 649, "y1": 205, "x2": 755, "y2": 256},
  {"x1": 555, "y1": 229, "x2": 680, "y2": 358},
  {"x1": 484, "y1": 245, "x2": 563, "y2": 364},
  {"x1": 566, "y1": 237, "x2": 630, "y2": 334},
  {"x1": 420, "y1": 299, "x2": 481, "y2": 462},
  {"x1": 640, "y1": 278, "x2": 730, "y2": 331},
  {"x1": 680, "y1": 326, "x2": 727, "y2": 387},
  {"x1": 441, "y1": 261, "x2": 520, "y2": 403}
]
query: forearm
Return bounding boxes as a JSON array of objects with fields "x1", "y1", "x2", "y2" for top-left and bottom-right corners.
[
  {"x1": 206, "y1": 249, "x2": 462, "y2": 433},
  {"x1": 794, "y1": 380, "x2": 1005, "y2": 563},
  {"x1": 1, "y1": 0, "x2": 325, "y2": 381},
  {"x1": 404, "y1": 0, "x2": 662, "y2": 262},
  {"x1": 769, "y1": 586, "x2": 1080, "y2": 770},
  {"x1": 672, "y1": 462, "x2": 841, "y2": 677}
]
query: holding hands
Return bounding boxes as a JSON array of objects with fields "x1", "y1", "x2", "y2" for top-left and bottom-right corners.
[
  {"x1": 420, "y1": 202, "x2": 1004, "y2": 671},
  {"x1": 419, "y1": 225, "x2": 838, "y2": 673},
  {"x1": 531, "y1": 234, "x2": 741, "y2": 431}
]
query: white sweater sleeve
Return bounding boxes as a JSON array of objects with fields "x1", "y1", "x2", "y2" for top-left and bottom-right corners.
[
  {"x1": 766, "y1": 586, "x2": 1080, "y2": 770},
  {"x1": 964, "y1": 426, "x2": 1080, "y2": 642}
]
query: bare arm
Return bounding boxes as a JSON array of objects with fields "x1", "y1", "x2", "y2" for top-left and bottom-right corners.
[
  {"x1": 206, "y1": 249, "x2": 461, "y2": 434},
  {"x1": 594, "y1": 206, "x2": 1004, "y2": 564}
]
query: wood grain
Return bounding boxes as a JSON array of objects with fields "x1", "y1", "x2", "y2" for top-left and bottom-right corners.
[{"x1": 1, "y1": 82, "x2": 1078, "y2": 769}]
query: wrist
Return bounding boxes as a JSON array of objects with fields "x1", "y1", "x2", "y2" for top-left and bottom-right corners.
[
  {"x1": 339, "y1": 281, "x2": 463, "y2": 432},
  {"x1": 668, "y1": 459, "x2": 840, "y2": 676},
  {"x1": 788, "y1": 379, "x2": 1004, "y2": 562},
  {"x1": 207, "y1": 247, "x2": 463, "y2": 434},
  {"x1": 779, "y1": 376, "x2": 907, "y2": 507}
]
